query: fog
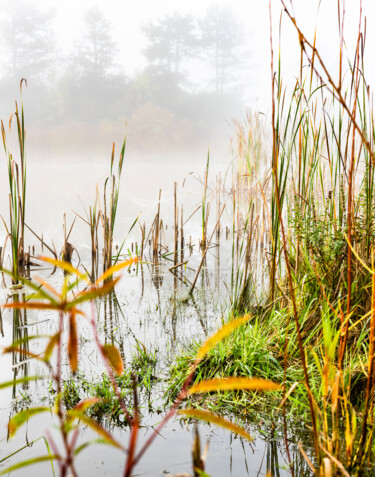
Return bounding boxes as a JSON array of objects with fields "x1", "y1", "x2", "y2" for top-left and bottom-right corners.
[{"x1": 0, "y1": 0, "x2": 375, "y2": 159}]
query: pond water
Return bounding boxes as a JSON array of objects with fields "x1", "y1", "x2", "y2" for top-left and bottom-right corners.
[{"x1": 0, "y1": 155, "x2": 311, "y2": 476}]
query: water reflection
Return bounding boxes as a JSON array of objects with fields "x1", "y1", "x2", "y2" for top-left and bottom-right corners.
[{"x1": 11, "y1": 294, "x2": 29, "y2": 399}]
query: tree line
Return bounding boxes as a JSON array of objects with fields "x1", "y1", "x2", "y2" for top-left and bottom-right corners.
[{"x1": 0, "y1": 2, "x2": 251, "y2": 151}]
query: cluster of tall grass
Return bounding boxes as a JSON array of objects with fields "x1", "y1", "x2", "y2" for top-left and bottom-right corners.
[
  {"x1": 177, "y1": 2, "x2": 375, "y2": 475},
  {"x1": 1, "y1": 80, "x2": 28, "y2": 283}
]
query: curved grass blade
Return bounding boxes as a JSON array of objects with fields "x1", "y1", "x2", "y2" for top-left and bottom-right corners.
[
  {"x1": 188, "y1": 377, "x2": 281, "y2": 395},
  {"x1": 195, "y1": 315, "x2": 251, "y2": 362},
  {"x1": 178, "y1": 409, "x2": 252, "y2": 441},
  {"x1": 68, "y1": 277, "x2": 120, "y2": 309},
  {"x1": 3, "y1": 347, "x2": 43, "y2": 363},
  {"x1": 0, "y1": 455, "x2": 59, "y2": 475},
  {"x1": 44, "y1": 333, "x2": 60, "y2": 361},
  {"x1": 33, "y1": 276, "x2": 61, "y2": 299},
  {"x1": 0, "y1": 268, "x2": 58, "y2": 304},
  {"x1": 4, "y1": 302, "x2": 62, "y2": 311},
  {"x1": 38, "y1": 256, "x2": 89, "y2": 283},
  {"x1": 73, "y1": 438, "x2": 110, "y2": 456},
  {"x1": 0, "y1": 376, "x2": 43, "y2": 390},
  {"x1": 113, "y1": 216, "x2": 140, "y2": 265},
  {"x1": 8, "y1": 407, "x2": 50, "y2": 437},
  {"x1": 4, "y1": 334, "x2": 50, "y2": 349},
  {"x1": 73, "y1": 398, "x2": 101, "y2": 413},
  {"x1": 96, "y1": 256, "x2": 139, "y2": 285},
  {"x1": 67, "y1": 412, "x2": 124, "y2": 450}
]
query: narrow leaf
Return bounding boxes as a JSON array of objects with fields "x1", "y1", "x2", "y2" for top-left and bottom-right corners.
[
  {"x1": 38, "y1": 256, "x2": 89, "y2": 283},
  {"x1": 0, "y1": 268, "x2": 58, "y2": 304},
  {"x1": 73, "y1": 398, "x2": 101, "y2": 413},
  {"x1": 73, "y1": 438, "x2": 109, "y2": 455},
  {"x1": 34, "y1": 276, "x2": 61, "y2": 299},
  {"x1": 68, "y1": 412, "x2": 123, "y2": 449},
  {"x1": 68, "y1": 277, "x2": 121, "y2": 307},
  {"x1": 0, "y1": 455, "x2": 59, "y2": 475},
  {"x1": 189, "y1": 377, "x2": 281, "y2": 395},
  {"x1": 178, "y1": 409, "x2": 252, "y2": 441},
  {"x1": 8, "y1": 407, "x2": 50, "y2": 437},
  {"x1": 101, "y1": 344, "x2": 124, "y2": 375},
  {"x1": 96, "y1": 256, "x2": 138, "y2": 285},
  {"x1": 0, "y1": 376, "x2": 42, "y2": 390},
  {"x1": 44, "y1": 333, "x2": 60, "y2": 361},
  {"x1": 4, "y1": 302, "x2": 60, "y2": 311}
]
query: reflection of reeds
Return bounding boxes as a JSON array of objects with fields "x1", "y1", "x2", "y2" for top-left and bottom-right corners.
[
  {"x1": 11, "y1": 294, "x2": 29, "y2": 399},
  {"x1": 201, "y1": 154, "x2": 210, "y2": 250}
]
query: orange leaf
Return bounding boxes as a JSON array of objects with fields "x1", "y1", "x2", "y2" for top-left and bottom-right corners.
[
  {"x1": 72, "y1": 398, "x2": 101, "y2": 413},
  {"x1": 195, "y1": 315, "x2": 251, "y2": 362},
  {"x1": 38, "y1": 256, "x2": 89, "y2": 283},
  {"x1": 96, "y1": 256, "x2": 139, "y2": 285},
  {"x1": 34, "y1": 276, "x2": 61, "y2": 299},
  {"x1": 101, "y1": 344, "x2": 124, "y2": 375},
  {"x1": 68, "y1": 312, "x2": 78, "y2": 373},
  {"x1": 68, "y1": 277, "x2": 121, "y2": 307},
  {"x1": 188, "y1": 377, "x2": 281, "y2": 395},
  {"x1": 178, "y1": 409, "x2": 252, "y2": 441},
  {"x1": 4, "y1": 302, "x2": 61, "y2": 311}
]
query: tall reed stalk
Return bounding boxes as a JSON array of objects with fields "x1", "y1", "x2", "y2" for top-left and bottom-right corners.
[
  {"x1": 102, "y1": 137, "x2": 126, "y2": 276},
  {"x1": 1, "y1": 80, "x2": 27, "y2": 283}
]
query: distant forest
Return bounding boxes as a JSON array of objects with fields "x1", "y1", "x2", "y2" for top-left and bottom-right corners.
[{"x1": 0, "y1": 3, "x2": 252, "y2": 154}]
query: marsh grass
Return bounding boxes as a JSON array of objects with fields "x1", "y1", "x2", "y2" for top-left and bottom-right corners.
[
  {"x1": 169, "y1": 2, "x2": 375, "y2": 475},
  {"x1": 1, "y1": 80, "x2": 28, "y2": 283}
]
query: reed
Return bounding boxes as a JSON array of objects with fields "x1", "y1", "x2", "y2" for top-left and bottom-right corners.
[
  {"x1": 1, "y1": 80, "x2": 28, "y2": 283},
  {"x1": 101, "y1": 137, "x2": 126, "y2": 276},
  {"x1": 226, "y1": 2, "x2": 375, "y2": 473}
]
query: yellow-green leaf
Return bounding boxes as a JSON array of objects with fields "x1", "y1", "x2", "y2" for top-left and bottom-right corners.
[
  {"x1": 188, "y1": 377, "x2": 281, "y2": 395},
  {"x1": 0, "y1": 376, "x2": 42, "y2": 390},
  {"x1": 73, "y1": 398, "x2": 101, "y2": 413},
  {"x1": 44, "y1": 332, "x2": 60, "y2": 361},
  {"x1": 8, "y1": 407, "x2": 50, "y2": 437},
  {"x1": 96, "y1": 256, "x2": 139, "y2": 284},
  {"x1": 34, "y1": 276, "x2": 61, "y2": 299},
  {"x1": 178, "y1": 409, "x2": 252, "y2": 441},
  {"x1": 68, "y1": 412, "x2": 123, "y2": 449},
  {"x1": 0, "y1": 455, "x2": 59, "y2": 475},
  {"x1": 38, "y1": 256, "x2": 89, "y2": 283},
  {"x1": 195, "y1": 315, "x2": 251, "y2": 362},
  {"x1": 101, "y1": 344, "x2": 124, "y2": 375},
  {"x1": 68, "y1": 277, "x2": 121, "y2": 308}
]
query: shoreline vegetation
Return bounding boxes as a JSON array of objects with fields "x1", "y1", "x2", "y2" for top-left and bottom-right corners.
[{"x1": 1, "y1": 1, "x2": 375, "y2": 476}]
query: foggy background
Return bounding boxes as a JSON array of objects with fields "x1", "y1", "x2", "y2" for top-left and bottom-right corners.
[{"x1": 0, "y1": 0, "x2": 375, "y2": 160}]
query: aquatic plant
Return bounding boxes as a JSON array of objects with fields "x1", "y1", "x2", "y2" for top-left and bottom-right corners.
[{"x1": 1, "y1": 80, "x2": 28, "y2": 283}]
